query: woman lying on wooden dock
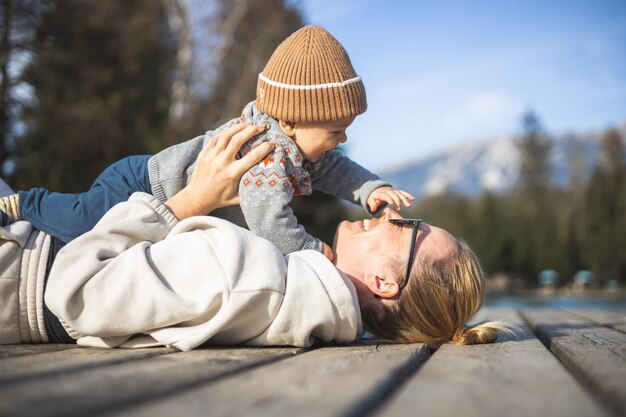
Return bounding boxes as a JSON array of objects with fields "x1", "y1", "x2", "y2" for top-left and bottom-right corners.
[{"x1": 0, "y1": 125, "x2": 507, "y2": 351}]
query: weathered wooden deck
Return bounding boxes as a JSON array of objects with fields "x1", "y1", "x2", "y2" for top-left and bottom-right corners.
[{"x1": 0, "y1": 308, "x2": 624, "y2": 417}]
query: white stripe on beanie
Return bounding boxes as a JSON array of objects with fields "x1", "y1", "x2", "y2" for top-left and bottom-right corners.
[{"x1": 258, "y1": 73, "x2": 361, "y2": 90}]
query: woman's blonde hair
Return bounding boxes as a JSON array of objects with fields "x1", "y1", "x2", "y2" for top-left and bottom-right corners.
[{"x1": 363, "y1": 239, "x2": 508, "y2": 349}]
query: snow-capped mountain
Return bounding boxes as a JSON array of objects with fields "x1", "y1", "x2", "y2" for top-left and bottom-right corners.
[{"x1": 378, "y1": 129, "x2": 619, "y2": 200}]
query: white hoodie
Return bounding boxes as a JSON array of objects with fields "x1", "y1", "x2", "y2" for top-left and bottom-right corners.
[{"x1": 45, "y1": 193, "x2": 362, "y2": 351}]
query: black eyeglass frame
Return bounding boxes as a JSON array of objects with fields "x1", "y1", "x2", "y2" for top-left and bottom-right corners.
[{"x1": 388, "y1": 218, "x2": 422, "y2": 292}]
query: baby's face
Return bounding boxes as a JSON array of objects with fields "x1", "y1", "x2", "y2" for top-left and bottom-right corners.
[{"x1": 288, "y1": 117, "x2": 355, "y2": 162}]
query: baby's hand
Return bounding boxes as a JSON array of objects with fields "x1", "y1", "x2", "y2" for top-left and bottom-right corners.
[
  {"x1": 367, "y1": 187, "x2": 415, "y2": 212},
  {"x1": 321, "y1": 242, "x2": 334, "y2": 262}
]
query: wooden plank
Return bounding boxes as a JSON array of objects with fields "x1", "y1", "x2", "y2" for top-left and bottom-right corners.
[
  {"x1": 521, "y1": 308, "x2": 626, "y2": 416},
  {"x1": 564, "y1": 309, "x2": 626, "y2": 334},
  {"x1": 0, "y1": 347, "x2": 302, "y2": 417},
  {"x1": 0, "y1": 343, "x2": 81, "y2": 359},
  {"x1": 113, "y1": 343, "x2": 429, "y2": 417},
  {"x1": 377, "y1": 308, "x2": 607, "y2": 417},
  {"x1": 0, "y1": 346, "x2": 175, "y2": 384}
]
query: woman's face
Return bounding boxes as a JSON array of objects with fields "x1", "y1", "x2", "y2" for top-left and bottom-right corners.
[{"x1": 332, "y1": 208, "x2": 457, "y2": 281}]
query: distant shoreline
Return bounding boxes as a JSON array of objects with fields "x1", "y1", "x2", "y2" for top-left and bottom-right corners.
[{"x1": 485, "y1": 289, "x2": 626, "y2": 309}]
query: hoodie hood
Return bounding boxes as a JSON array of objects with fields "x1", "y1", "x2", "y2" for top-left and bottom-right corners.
[{"x1": 246, "y1": 249, "x2": 362, "y2": 347}]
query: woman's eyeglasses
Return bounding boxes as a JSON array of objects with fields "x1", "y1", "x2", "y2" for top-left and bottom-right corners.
[{"x1": 388, "y1": 218, "x2": 422, "y2": 292}]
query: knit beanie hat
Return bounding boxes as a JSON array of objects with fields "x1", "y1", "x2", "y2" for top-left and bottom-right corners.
[{"x1": 256, "y1": 25, "x2": 367, "y2": 122}]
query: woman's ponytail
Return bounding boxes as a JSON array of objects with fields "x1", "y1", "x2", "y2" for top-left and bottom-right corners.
[{"x1": 451, "y1": 321, "x2": 511, "y2": 345}]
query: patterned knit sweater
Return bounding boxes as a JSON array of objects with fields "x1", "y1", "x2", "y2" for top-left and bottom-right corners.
[{"x1": 148, "y1": 101, "x2": 389, "y2": 254}]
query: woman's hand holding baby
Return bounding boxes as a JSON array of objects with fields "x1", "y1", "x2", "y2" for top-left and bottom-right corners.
[
  {"x1": 165, "y1": 123, "x2": 274, "y2": 220},
  {"x1": 367, "y1": 187, "x2": 415, "y2": 212}
]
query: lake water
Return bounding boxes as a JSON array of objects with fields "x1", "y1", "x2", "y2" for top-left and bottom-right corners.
[{"x1": 485, "y1": 293, "x2": 626, "y2": 309}]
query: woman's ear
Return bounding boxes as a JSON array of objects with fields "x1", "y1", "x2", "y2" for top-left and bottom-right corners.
[
  {"x1": 363, "y1": 272, "x2": 400, "y2": 299},
  {"x1": 278, "y1": 120, "x2": 296, "y2": 137}
]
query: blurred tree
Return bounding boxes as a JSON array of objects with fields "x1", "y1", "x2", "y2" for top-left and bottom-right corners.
[
  {"x1": 163, "y1": 0, "x2": 192, "y2": 123},
  {"x1": 516, "y1": 110, "x2": 552, "y2": 195},
  {"x1": 567, "y1": 135, "x2": 588, "y2": 194},
  {"x1": 12, "y1": 0, "x2": 176, "y2": 191},
  {"x1": 511, "y1": 110, "x2": 561, "y2": 281},
  {"x1": 0, "y1": 0, "x2": 44, "y2": 179},
  {"x1": 168, "y1": 0, "x2": 305, "y2": 140},
  {"x1": 562, "y1": 135, "x2": 587, "y2": 279},
  {"x1": 583, "y1": 128, "x2": 626, "y2": 284},
  {"x1": 471, "y1": 191, "x2": 514, "y2": 275}
]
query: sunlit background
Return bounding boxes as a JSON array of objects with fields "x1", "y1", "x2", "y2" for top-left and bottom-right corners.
[{"x1": 1, "y1": 0, "x2": 625, "y2": 301}]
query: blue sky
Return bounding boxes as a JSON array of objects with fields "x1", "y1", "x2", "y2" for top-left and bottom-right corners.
[{"x1": 294, "y1": 0, "x2": 626, "y2": 171}]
